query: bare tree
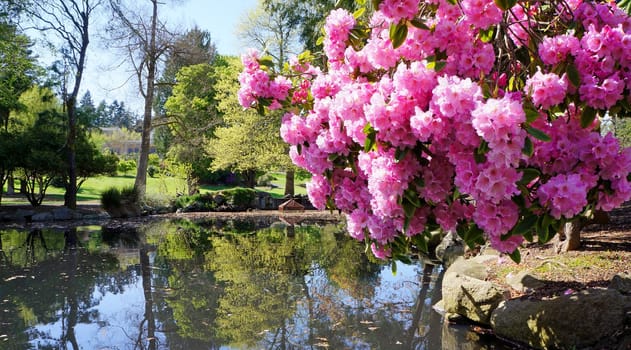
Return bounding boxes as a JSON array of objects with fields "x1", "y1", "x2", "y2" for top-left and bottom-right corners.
[
  {"x1": 26, "y1": 0, "x2": 103, "y2": 209},
  {"x1": 106, "y1": 0, "x2": 175, "y2": 200}
]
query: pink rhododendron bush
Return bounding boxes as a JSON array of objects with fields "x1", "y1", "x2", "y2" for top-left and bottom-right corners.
[{"x1": 238, "y1": 0, "x2": 631, "y2": 262}]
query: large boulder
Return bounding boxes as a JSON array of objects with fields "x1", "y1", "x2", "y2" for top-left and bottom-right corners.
[
  {"x1": 441, "y1": 257, "x2": 506, "y2": 325},
  {"x1": 610, "y1": 273, "x2": 631, "y2": 295},
  {"x1": 491, "y1": 289, "x2": 631, "y2": 349},
  {"x1": 434, "y1": 231, "x2": 465, "y2": 267}
]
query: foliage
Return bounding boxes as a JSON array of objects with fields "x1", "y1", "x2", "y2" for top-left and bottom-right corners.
[
  {"x1": 0, "y1": 20, "x2": 39, "y2": 131},
  {"x1": 117, "y1": 159, "x2": 136, "y2": 175},
  {"x1": 100, "y1": 187, "x2": 122, "y2": 210},
  {"x1": 147, "y1": 165, "x2": 159, "y2": 178},
  {"x1": 100, "y1": 185, "x2": 138, "y2": 212},
  {"x1": 206, "y1": 56, "x2": 291, "y2": 178},
  {"x1": 239, "y1": 1, "x2": 631, "y2": 262},
  {"x1": 174, "y1": 187, "x2": 258, "y2": 211},
  {"x1": 164, "y1": 60, "x2": 227, "y2": 194}
]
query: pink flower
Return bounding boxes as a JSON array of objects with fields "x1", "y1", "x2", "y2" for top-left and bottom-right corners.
[
  {"x1": 525, "y1": 70, "x2": 569, "y2": 109},
  {"x1": 306, "y1": 175, "x2": 331, "y2": 210},
  {"x1": 378, "y1": 0, "x2": 420, "y2": 21}
]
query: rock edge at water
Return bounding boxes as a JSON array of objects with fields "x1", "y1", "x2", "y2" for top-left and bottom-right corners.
[{"x1": 438, "y1": 255, "x2": 631, "y2": 349}]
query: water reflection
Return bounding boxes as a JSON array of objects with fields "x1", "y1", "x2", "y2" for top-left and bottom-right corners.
[{"x1": 0, "y1": 218, "x2": 510, "y2": 349}]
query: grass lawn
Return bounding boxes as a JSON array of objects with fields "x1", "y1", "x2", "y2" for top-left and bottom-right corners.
[{"x1": 1, "y1": 172, "x2": 309, "y2": 205}]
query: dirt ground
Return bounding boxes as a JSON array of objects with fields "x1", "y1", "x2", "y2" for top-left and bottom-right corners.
[{"x1": 485, "y1": 202, "x2": 631, "y2": 299}]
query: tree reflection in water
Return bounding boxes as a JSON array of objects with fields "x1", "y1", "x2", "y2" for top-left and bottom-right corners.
[{"x1": 0, "y1": 218, "x2": 511, "y2": 349}]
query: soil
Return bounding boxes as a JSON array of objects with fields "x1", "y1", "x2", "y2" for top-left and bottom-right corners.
[{"x1": 483, "y1": 202, "x2": 631, "y2": 300}]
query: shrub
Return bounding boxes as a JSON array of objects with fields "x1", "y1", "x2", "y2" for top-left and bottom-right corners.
[
  {"x1": 101, "y1": 187, "x2": 122, "y2": 212},
  {"x1": 101, "y1": 186, "x2": 140, "y2": 218},
  {"x1": 147, "y1": 165, "x2": 159, "y2": 178},
  {"x1": 225, "y1": 187, "x2": 257, "y2": 208}
]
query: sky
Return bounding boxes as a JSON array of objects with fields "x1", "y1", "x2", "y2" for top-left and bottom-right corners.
[{"x1": 77, "y1": 0, "x2": 258, "y2": 113}]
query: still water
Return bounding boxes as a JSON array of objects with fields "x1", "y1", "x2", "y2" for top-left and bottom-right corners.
[{"x1": 0, "y1": 217, "x2": 511, "y2": 349}]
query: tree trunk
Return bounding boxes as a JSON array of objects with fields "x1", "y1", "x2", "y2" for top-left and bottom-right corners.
[
  {"x1": 134, "y1": 0, "x2": 158, "y2": 201},
  {"x1": 140, "y1": 245, "x2": 157, "y2": 350},
  {"x1": 65, "y1": 100, "x2": 78, "y2": 209},
  {"x1": 7, "y1": 174, "x2": 14, "y2": 194},
  {"x1": 284, "y1": 170, "x2": 294, "y2": 197},
  {"x1": 556, "y1": 219, "x2": 582, "y2": 253}
]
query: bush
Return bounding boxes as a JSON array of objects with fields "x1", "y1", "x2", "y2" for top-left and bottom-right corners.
[
  {"x1": 101, "y1": 187, "x2": 122, "y2": 211},
  {"x1": 174, "y1": 187, "x2": 258, "y2": 212},
  {"x1": 147, "y1": 165, "x2": 159, "y2": 178},
  {"x1": 174, "y1": 193, "x2": 216, "y2": 212},
  {"x1": 101, "y1": 186, "x2": 140, "y2": 218},
  {"x1": 226, "y1": 187, "x2": 257, "y2": 208}
]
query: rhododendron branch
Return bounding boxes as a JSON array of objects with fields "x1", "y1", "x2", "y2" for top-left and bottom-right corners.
[{"x1": 239, "y1": 0, "x2": 631, "y2": 263}]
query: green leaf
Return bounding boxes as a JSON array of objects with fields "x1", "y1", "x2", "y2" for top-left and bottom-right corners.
[
  {"x1": 525, "y1": 125, "x2": 551, "y2": 142},
  {"x1": 518, "y1": 167, "x2": 540, "y2": 185},
  {"x1": 410, "y1": 18, "x2": 430, "y2": 30},
  {"x1": 404, "y1": 189, "x2": 421, "y2": 207},
  {"x1": 258, "y1": 56, "x2": 275, "y2": 69},
  {"x1": 427, "y1": 60, "x2": 447, "y2": 71},
  {"x1": 458, "y1": 224, "x2": 486, "y2": 250},
  {"x1": 389, "y1": 21, "x2": 408, "y2": 49},
  {"x1": 566, "y1": 63, "x2": 581, "y2": 87},
  {"x1": 537, "y1": 214, "x2": 554, "y2": 244},
  {"x1": 363, "y1": 123, "x2": 377, "y2": 152},
  {"x1": 522, "y1": 137, "x2": 534, "y2": 157},
  {"x1": 508, "y1": 249, "x2": 521, "y2": 263},
  {"x1": 412, "y1": 234, "x2": 429, "y2": 253},
  {"x1": 446, "y1": 0, "x2": 457, "y2": 4},
  {"x1": 512, "y1": 214, "x2": 538, "y2": 236},
  {"x1": 391, "y1": 260, "x2": 398, "y2": 275},
  {"x1": 581, "y1": 106, "x2": 598, "y2": 128},
  {"x1": 479, "y1": 27, "x2": 495, "y2": 43},
  {"x1": 495, "y1": 0, "x2": 517, "y2": 11},
  {"x1": 395, "y1": 254, "x2": 413, "y2": 265},
  {"x1": 395, "y1": 148, "x2": 408, "y2": 162},
  {"x1": 353, "y1": 8, "x2": 366, "y2": 19},
  {"x1": 372, "y1": 0, "x2": 383, "y2": 9},
  {"x1": 524, "y1": 107, "x2": 540, "y2": 123}
]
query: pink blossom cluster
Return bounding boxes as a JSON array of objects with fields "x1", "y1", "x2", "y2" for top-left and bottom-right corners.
[
  {"x1": 239, "y1": 0, "x2": 631, "y2": 257},
  {"x1": 237, "y1": 50, "x2": 292, "y2": 110}
]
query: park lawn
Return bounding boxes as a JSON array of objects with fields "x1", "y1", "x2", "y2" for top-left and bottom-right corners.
[
  {"x1": 1, "y1": 172, "x2": 309, "y2": 205},
  {"x1": 1, "y1": 175, "x2": 186, "y2": 206}
]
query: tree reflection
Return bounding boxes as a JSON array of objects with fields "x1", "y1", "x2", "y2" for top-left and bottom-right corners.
[
  {"x1": 0, "y1": 227, "x2": 130, "y2": 349},
  {"x1": 0, "y1": 219, "x2": 503, "y2": 349}
]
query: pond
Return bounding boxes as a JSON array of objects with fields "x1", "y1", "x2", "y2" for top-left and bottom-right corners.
[{"x1": 0, "y1": 216, "x2": 513, "y2": 349}]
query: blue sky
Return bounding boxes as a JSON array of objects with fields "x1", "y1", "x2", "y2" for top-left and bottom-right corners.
[{"x1": 80, "y1": 0, "x2": 258, "y2": 112}]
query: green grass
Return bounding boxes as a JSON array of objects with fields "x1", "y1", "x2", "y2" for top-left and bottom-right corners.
[
  {"x1": 1, "y1": 171, "x2": 310, "y2": 205},
  {"x1": 1, "y1": 174, "x2": 185, "y2": 205}
]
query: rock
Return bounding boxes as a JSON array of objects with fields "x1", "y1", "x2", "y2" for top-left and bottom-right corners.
[
  {"x1": 446, "y1": 256, "x2": 489, "y2": 281},
  {"x1": 32, "y1": 212, "x2": 54, "y2": 222},
  {"x1": 15, "y1": 209, "x2": 35, "y2": 221},
  {"x1": 442, "y1": 273, "x2": 505, "y2": 325},
  {"x1": 609, "y1": 273, "x2": 631, "y2": 294},
  {"x1": 491, "y1": 289, "x2": 631, "y2": 349},
  {"x1": 435, "y1": 231, "x2": 465, "y2": 267},
  {"x1": 441, "y1": 257, "x2": 505, "y2": 325},
  {"x1": 505, "y1": 270, "x2": 545, "y2": 293},
  {"x1": 52, "y1": 207, "x2": 75, "y2": 220}
]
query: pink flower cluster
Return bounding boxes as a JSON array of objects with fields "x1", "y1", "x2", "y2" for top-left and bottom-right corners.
[
  {"x1": 237, "y1": 50, "x2": 292, "y2": 110},
  {"x1": 239, "y1": 1, "x2": 631, "y2": 257}
]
